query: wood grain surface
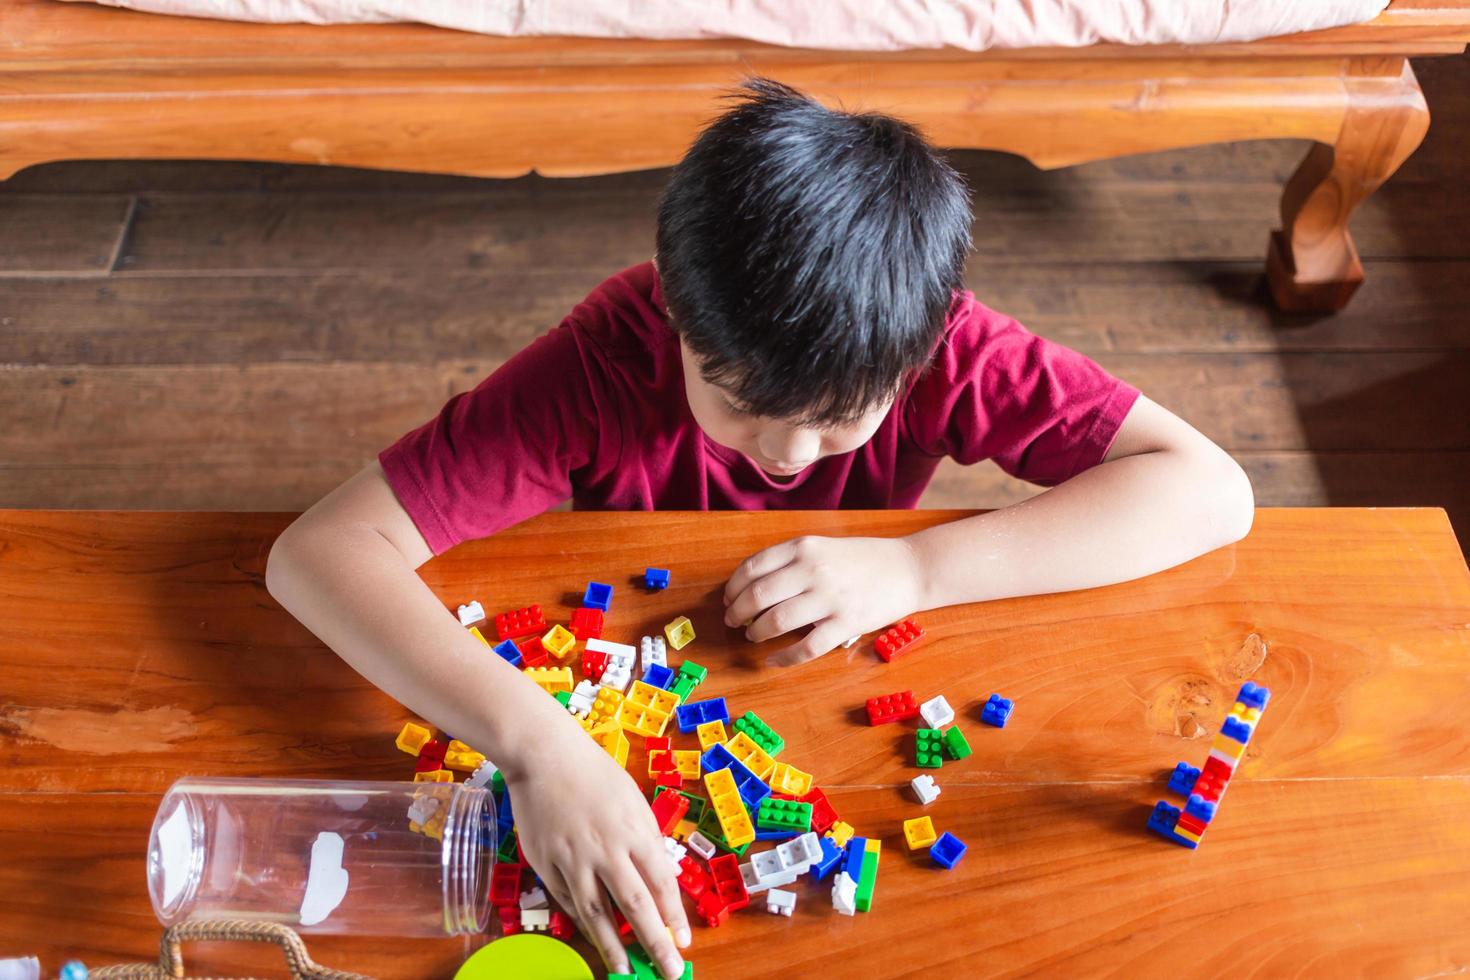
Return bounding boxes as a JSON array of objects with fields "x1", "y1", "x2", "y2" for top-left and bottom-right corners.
[{"x1": 1, "y1": 508, "x2": 1467, "y2": 977}]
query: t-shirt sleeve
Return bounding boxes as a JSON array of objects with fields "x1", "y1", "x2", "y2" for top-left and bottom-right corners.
[
  {"x1": 378, "y1": 319, "x2": 614, "y2": 554},
  {"x1": 906, "y1": 298, "x2": 1139, "y2": 486}
]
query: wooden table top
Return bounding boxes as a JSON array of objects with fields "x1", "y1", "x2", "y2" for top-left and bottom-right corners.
[{"x1": 1, "y1": 508, "x2": 1467, "y2": 979}]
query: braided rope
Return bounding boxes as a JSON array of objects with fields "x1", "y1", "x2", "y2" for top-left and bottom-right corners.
[{"x1": 90, "y1": 921, "x2": 375, "y2": 980}]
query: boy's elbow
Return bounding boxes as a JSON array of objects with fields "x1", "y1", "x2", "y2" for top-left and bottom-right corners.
[
  {"x1": 1209, "y1": 453, "x2": 1255, "y2": 546},
  {"x1": 265, "y1": 515, "x2": 316, "y2": 607}
]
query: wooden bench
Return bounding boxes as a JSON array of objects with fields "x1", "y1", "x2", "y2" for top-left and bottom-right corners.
[{"x1": 2, "y1": 0, "x2": 1468, "y2": 311}]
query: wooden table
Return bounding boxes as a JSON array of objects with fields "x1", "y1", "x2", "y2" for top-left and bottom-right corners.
[{"x1": 1, "y1": 508, "x2": 1468, "y2": 978}]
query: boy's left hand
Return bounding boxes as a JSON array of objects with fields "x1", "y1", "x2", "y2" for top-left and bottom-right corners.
[{"x1": 723, "y1": 535, "x2": 925, "y2": 667}]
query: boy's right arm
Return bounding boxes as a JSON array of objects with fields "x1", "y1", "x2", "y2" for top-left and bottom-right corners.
[{"x1": 265, "y1": 463, "x2": 690, "y2": 978}]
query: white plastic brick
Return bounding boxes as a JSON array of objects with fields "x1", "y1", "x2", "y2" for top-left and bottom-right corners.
[
  {"x1": 663, "y1": 836, "x2": 688, "y2": 868},
  {"x1": 831, "y1": 872, "x2": 858, "y2": 916},
  {"x1": 766, "y1": 889, "x2": 797, "y2": 916},
  {"x1": 568, "y1": 680, "x2": 598, "y2": 715},
  {"x1": 919, "y1": 695, "x2": 955, "y2": 729},
  {"x1": 585, "y1": 638, "x2": 637, "y2": 661},
  {"x1": 406, "y1": 797, "x2": 440, "y2": 825},
  {"x1": 520, "y1": 908, "x2": 550, "y2": 931},
  {"x1": 599, "y1": 665, "x2": 632, "y2": 692},
  {"x1": 776, "y1": 832, "x2": 821, "y2": 872},
  {"x1": 911, "y1": 774, "x2": 941, "y2": 806},
  {"x1": 464, "y1": 759, "x2": 499, "y2": 790},
  {"x1": 686, "y1": 831, "x2": 717, "y2": 862},
  {"x1": 519, "y1": 885, "x2": 548, "y2": 909},
  {"x1": 640, "y1": 635, "x2": 668, "y2": 672},
  {"x1": 742, "y1": 862, "x2": 800, "y2": 895},
  {"x1": 456, "y1": 601, "x2": 485, "y2": 627}
]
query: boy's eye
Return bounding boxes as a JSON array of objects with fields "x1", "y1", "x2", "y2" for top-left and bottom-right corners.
[{"x1": 724, "y1": 399, "x2": 756, "y2": 418}]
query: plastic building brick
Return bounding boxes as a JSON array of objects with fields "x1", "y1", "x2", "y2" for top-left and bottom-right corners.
[
  {"x1": 910, "y1": 774, "x2": 941, "y2": 806},
  {"x1": 417, "y1": 737, "x2": 448, "y2": 768},
  {"x1": 1237, "y1": 680, "x2": 1271, "y2": 711},
  {"x1": 414, "y1": 769, "x2": 453, "y2": 783},
  {"x1": 456, "y1": 601, "x2": 485, "y2": 627},
  {"x1": 1168, "y1": 762, "x2": 1201, "y2": 796},
  {"x1": 915, "y1": 729, "x2": 945, "y2": 768},
  {"x1": 640, "y1": 635, "x2": 668, "y2": 672},
  {"x1": 676, "y1": 697, "x2": 730, "y2": 734},
  {"x1": 569, "y1": 606, "x2": 604, "y2": 641},
  {"x1": 797, "y1": 787, "x2": 837, "y2": 833},
  {"x1": 1185, "y1": 792, "x2": 1218, "y2": 823},
  {"x1": 769, "y1": 762, "x2": 813, "y2": 797},
  {"x1": 766, "y1": 888, "x2": 797, "y2": 916},
  {"x1": 644, "y1": 567, "x2": 671, "y2": 590},
  {"x1": 919, "y1": 694, "x2": 955, "y2": 729},
  {"x1": 617, "y1": 680, "x2": 679, "y2": 737},
  {"x1": 642, "y1": 663, "x2": 676, "y2": 689},
  {"x1": 517, "y1": 636, "x2": 549, "y2": 668},
  {"x1": 538, "y1": 624, "x2": 576, "y2": 661},
  {"x1": 444, "y1": 739, "x2": 486, "y2": 772},
  {"x1": 650, "y1": 788, "x2": 691, "y2": 835},
  {"x1": 567, "y1": 679, "x2": 598, "y2": 716},
  {"x1": 490, "y1": 862, "x2": 524, "y2": 907},
  {"x1": 580, "y1": 648, "x2": 608, "y2": 683},
  {"x1": 664, "y1": 615, "x2": 697, "y2": 651},
  {"x1": 496, "y1": 905, "x2": 522, "y2": 936},
  {"x1": 732, "y1": 710, "x2": 784, "y2": 756},
  {"x1": 903, "y1": 816, "x2": 937, "y2": 850},
  {"x1": 491, "y1": 639, "x2": 523, "y2": 668},
  {"x1": 582, "y1": 688, "x2": 624, "y2": 730},
  {"x1": 687, "y1": 831, "x2": 718, "y2": 861},
  {"x1": 395, "y1": 721, "x2": 433, "y2": 756},
  {"x1": 777, "y1": 832, "x2": 823, "y2": 874},
  {"x1": 672, "y1": 750, "x2": 702, "y2": 779},
  {"x1": 677, "y1": 660, "x2": 708, "y2": 685},
  {"x1": 942, "y1": 726, "x2": 973, "y2": 760},
  {"x1": 468, "y1": 626, "x2": 491, "y2": 647},
  {"x1": 548, "y1": 909, "x2": 575, "y2": 941},
  {"x1": 519, "y1": 884, "x2": 548, "y2": 909},
  {"x1": 522, "y1": 666, "x2": 573, "y2": 695},
  {"x1": 465, "y1": 758, "x2": 499, "y2": 790},
  {"x1": 582, "y1": 581, "x2": 614, "y2": 612},
  {"x1": 587, "y1": 638, "x2": 636, "y2": 691},
  {"x1": 494, "y1": 604, "x2": 546, "y2": 641},
  {"x1": 756, "y1": 798, "x2": 813, "y2": 833},
  {"x1": 855, "y1": 838, "x2": 881, "y2": 912},
  {"x1": 521, "y1": 907, "x2": 550, "y2": 931},
  {"x1": 708, "y1": 853, "x2": 750, "y2": 908},
  {"x1": 592, "y1": 721, "x2": 630, "y2": 768},
  {"x1": 703, "y1": 743, "x2": 773, "y2": 810},
  {"x1": 696, "y1": 719, "x2": 728, "y2": 751},
  {"x1": 929, "y1": 831, "x2": 967, "y2": 870},
  {"x1": 677, "y1": 854, "x2": 710, "y2": 899},
  {"x1": 600, "y1": 658, "x2": 634, "y2": 693},
  {"x1": 831, "y1": 871, "x2": 858, "y2": 916},
  {"x1": 981, "y1": 693, "x2": 1014, "y2": 728},
  {"x1": 656, "y1": 771, "x2": 685, "y2": 791},
  {"x1": 645, "y1": 735, "x2": 672, "y2": 753},
  {"x1": 724, "y1": 732, "x2": 778, "y2": 781},
  {"x1": 648, "y1": 750, "x2": 677, "y2": 778},
  {"x1": 841, "y1": 837, "x2": 867, "y2": 883},
  {"x1": 1220, "y1": 716, "x2": 1253, "y2": 744},
  {"x1": 827, "y1": 821, "x2": 855, "y2": 848},
  {"x1": 812, "y1": 835, "x2": 845, "y2": 881},
  {"x1": 874, "y1": 619, "x2": 925, "y2": 662},
  {"x1": 866, "y1": 690, "x2": 921, "y2": 726},
  {"x1": 704, "y1": 768, "x2": 756, "y2": 848}
]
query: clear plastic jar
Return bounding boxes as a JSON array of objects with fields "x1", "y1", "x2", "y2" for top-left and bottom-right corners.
[{"x1": 147, "y1": 777, "x2": 494, "y2": 936}]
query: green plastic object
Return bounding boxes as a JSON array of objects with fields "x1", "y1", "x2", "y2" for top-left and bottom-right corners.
[
  {"x1": 755, "y1": 797, "x2": 811, "y2": 833},
  {"x1": 677, "y1": 660, "x2": 708, "y2": 684},
  {"x1": 496, "y1": 829, "x2": 519, "y2": 865},
  {"x1": 626, "y1": 946, "x2": 693, "y2": 980},
  {"x1": 916, "y1": 729, "x2": 945, "y2": 768},
  {"x1": 855, "y1": 846, "x2": 880, "y2": 913},
  {"x1": 942, "y1": 725, "x2": 972, "y2": 760},
  {"x1": 733, "y1": 710, "x2": 784, "y2": 757},
  {"x1": 553, "y1": 689, "x2": 573, "y2": 708},
  {"x1": 455, "y1": 934, "x2": 594, "y2": 980},
  {"x1": 669, "y1": 676, "x2": 699, "y2": 702}
]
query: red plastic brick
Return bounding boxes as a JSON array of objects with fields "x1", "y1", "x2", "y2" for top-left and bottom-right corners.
[
  {"x1": 495, "y1": 604, "x2": 547, "y2": 641},
  {"x1": 875, "y1": 619, "x2": 925, "y2": 661},
  {"x1": 569, "y1": 607, "x2": 604, "y2": 641},
  {"x1": 517, "y1": 635, "x2": 549, "y2": 668},
  {"x1": 677, "y1": 855, "x2": 709, "y2": 899},
  {"x1": 708, "y1": 854, "x2": 749, "y2": 910},
  {"x1": 696, "y1": 890, "x2": 732, "y2": 927},
  {"x1": 549, "y1": 909, "x2": 576, "y2": 940},
  {"x1": 865, "y1": 690, "x2": 920, "y2": 725},
  {"x1": 490, "y1": 863, "x2": 524, "y2": 908},
  {"x1": 415, "y1": 738, "x2": 448, "y2": 772},
  {"x1": 1175, "y1": 811, "x2": 1209, "y2": 836},
  {"x1": 581, "y1": 649, "x2": 608, "y2": 681},
  {"x1": 650, "y1": 788, "x2": 690, "y2": 836},
  {"x1": 798, "y1": 787, "x2": 839, "y2": 835},
  {"x1": 655, "y1": 771, "x2": 685, "y2": 790},
  {"x1": 645, "y1": 736, "x2": 672, "y2": 753},
  {"x1": 497, "y1": 905, "x2": 523, "y2": 936}
]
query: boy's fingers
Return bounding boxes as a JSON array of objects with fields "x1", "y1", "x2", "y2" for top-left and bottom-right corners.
[
  {"x1": 724, "y1": 563, "x2": 806, "y2": 630},
  {"x1": 635, "y1": 840, "x2": 693, "y2": 949},
  {"x1": 768, "y1": 619, "x2": 847, "y2": 668},
  {"x1": 604, "y1": 861, "x2": 686, "y2": 980},
  {"x1": 567, "y1": 874, "x2": 628, "y2": 975},
  {"x1": 746, "y1": 592, "x2": 825, "y2": 644},
  {"x1": 723, "y1": 540, "x2": 797, "y2": 606}
]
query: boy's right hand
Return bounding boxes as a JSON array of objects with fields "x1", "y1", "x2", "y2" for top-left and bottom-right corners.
[{"x1": 503, "y1": 723, "x2": 691, "y2": 979}]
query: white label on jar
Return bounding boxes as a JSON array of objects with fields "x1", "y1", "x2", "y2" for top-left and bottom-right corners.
[{"x1": 299, "y1": 832, "x2": 350, "y2": 927}]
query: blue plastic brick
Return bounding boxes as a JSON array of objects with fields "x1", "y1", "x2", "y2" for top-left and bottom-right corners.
[
  {"x1": 701, "y1": 742, "x2": 738, "y2": 774},
  {"x1": 1220, "y1": 716, "x2": 1253, "y2": 744},
  {"x1": 675, "y1": 697, "x2": 730, "y2": 734},
  {"x1": 929, "y1": 832, "x2": 967, "y2": 870},
  {"x1": 812, "y1": 835, "x2": 845, "y2": 881},
  {"x1": 491, "y1": 638, "x2": 523, "y2": 668},
  {"x1": 980, "y1": 693, "x2": 1013, "y2": 728},
  {"x1": 583, "y1": 582, "x2": 614, "y2": 611},
  {"x1": 1237, "y1": 681, "x2": 1271, "y2": 711},
  {"x1": 642, "y1": 663, "x2": 675, "y2": 689},
  {"x1": 754, "y1": 827, "x2": 799, "y2": 841},
  {"x1": 1185, "y1": 793, "x2": 1218, "y2": 824},
  {"x1": 1147, "y1": 800, "x2": 1198, "y2": 848},
  {"x1": 842, "y1": 838, "x2": 868, "y2": 881},
  {"x1": 644, "y1": 567, "x2": 670, "y2": 590},
  {"x1": 1167, "y1": 761, "x2": 1201, "y2": 796},
  {"x1": 497, "y1": 787, "x2": 516, "y2": 837},
  {"x1": 701, "y1": 743, "x2": 771, "y2": 811}
]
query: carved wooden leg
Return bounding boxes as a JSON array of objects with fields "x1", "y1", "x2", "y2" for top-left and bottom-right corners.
[{"x1": 1266, "y1": 60, "x2": 1429, "y2": 313}]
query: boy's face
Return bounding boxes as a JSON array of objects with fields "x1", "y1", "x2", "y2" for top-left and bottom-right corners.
[{"x1": 679, "y1": 339, "x2": 893, "y2": 479}]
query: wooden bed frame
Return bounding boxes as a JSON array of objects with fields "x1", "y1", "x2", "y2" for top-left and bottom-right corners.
[{"x1": 3, "y1": 0, "x2": 1468, "y2": 311}]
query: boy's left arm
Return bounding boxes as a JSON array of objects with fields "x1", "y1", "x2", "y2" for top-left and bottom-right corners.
[{"x1": 724, "y1": 396, "x2": 1255, "y2": 666}]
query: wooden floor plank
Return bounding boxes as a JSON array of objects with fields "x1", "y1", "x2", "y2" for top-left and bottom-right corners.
[{"x1": 0, "y1": 193, "x2": 134, "y2": 273}]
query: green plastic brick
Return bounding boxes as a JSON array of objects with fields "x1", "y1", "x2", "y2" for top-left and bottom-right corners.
[
  {"x1": 553, "y1": 689, "x2": 572, "y2": 708},
  {"x1": 755, "y1": 797, "x2": 812, "y2": 833},
  {"x1": 697, "y1": 806, "x2": 751, "y2": 857},
  {"x1": 654, "y1": 786, "x2": 707, "y2": 823},
  {"x1": 625, "y1": 947, "x2": 658, "y2": 980},
  {"x1": 916, "y1": 728, "x2": 945, "y2": 768},
  {"x1": 677, "y1": 660, "x2": 708, "y2": 684},
  {"x1": 855, "y1": 846, "x2": 880, "y2": 912},
  {"x1": 490, "y1": 769, "x2": 507, "y2": 795},
  {"x1": 669, "y1": 675, "x2": 699, "y2": 702},
  {"x1": 496, "y1": 828, "x2": 519, "y2": 865},
  {"x1": 733, "y1": 710, "x2": 784, "y2": 757},
  {"x1": 942, "y1": 725, "x2": 972, "y2": 760}
]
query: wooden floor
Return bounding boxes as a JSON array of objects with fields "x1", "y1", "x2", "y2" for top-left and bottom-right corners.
[{"x1": 1, "y1": 56, "x2": 1467, "y2": 546}]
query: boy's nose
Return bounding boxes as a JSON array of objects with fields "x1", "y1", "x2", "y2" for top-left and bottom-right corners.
[{"x1": 758, "y1": 426, "x2": 820, "y2": 469}]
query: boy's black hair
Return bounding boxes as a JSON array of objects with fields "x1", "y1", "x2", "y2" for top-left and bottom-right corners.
[{"x1": 656, "y1": 77, "x2": 972, "y2": 426}]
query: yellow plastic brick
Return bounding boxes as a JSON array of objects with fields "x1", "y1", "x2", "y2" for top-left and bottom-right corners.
[
  {"x1": 541, "y1": 624, "x2": 577, "y2": 661},
  {"x1": 769, "y1": 762, "x2": 812, "y2": 796},
  {"x1": 696, "y1": 719, "x2": 727, "y2": 751},
  {"x1": 827, "y1": 821, "x2": 855, "y2": 848},
  {"x1": 584, "y1": 688, "x2": 624, "y2": 729},
  {"x1": 663, "y1": 615, "x2": 696, "y2": 651},
  {"x1": 704, "y1": 768, "x2": 754, "y2": 847},
  {"x1": 904, "y1": 816, "x2": 936, "y2": 849},
  {"x1": 443, "y1": 740, "x2": 487, "y2": 773},
  {"x1": 395, "y1": 721, "x2": 433, "y2": 756},
  {"x1": 414, "y1": 770, "x2": 454, "y2": 784},
  {"x1": 468, "y1": 626, "x2": 491, "y2": 646},
  {"x1": 523, "y1": 666, "x2": 574, "y2": 695},
  {"x1": 672, "y1": 750, "x2": 702, "y2": 779},
  {"x1": 725, "y1": 731, "x2": 777, "y2": 781},
  {"x1": 592, "y1": 721, "x2": 629, "y2": 769},
  {"x1": 672, "y1": 818, "x2": 699, "y2": 841},
  {"x1": 617, "y1": 681, "x2": 677, "y2": 738}
]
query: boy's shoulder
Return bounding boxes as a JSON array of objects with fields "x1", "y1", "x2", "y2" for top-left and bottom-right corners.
[{"x1": 563, "y1": 261, "x2": 676, "y2": 362}]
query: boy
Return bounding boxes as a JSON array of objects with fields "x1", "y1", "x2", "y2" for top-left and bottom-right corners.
[{"x1": 266, "y1": 79, "x2": 1252, "y2": 977}]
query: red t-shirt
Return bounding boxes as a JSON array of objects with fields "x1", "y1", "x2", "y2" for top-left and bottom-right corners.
[{"x1": 381, "y1": 262, "x2": 1139, "y2": 555}]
